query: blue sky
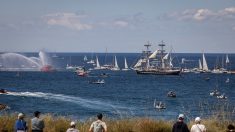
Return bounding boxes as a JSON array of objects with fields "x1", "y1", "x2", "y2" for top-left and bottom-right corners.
[{"x1": 0, "y1": 0, "x2": 235, "y2": 53}]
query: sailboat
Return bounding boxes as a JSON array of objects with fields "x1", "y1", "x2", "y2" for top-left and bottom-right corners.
[
  {"x1": 135, "y1": 41, "x2": 181, "y2": 75},
  {"x1": 122, "y1": 57, "x2": 130, "y2": 71},
  {"x1": 84, "y1": 56, "x2": 88, "y2": 62},
  {"x1": 87, "y1": 53, "x2": 95, "y2": 65},
  {"x1": 202, "y1": 53, "x2": 210, "y2": 72},
  {"x1": 111, "y1": 56, "x2": 120, "y2": 71},
  {"x1": 94, "y1": 56, "x2": 102, "y2": 70}
]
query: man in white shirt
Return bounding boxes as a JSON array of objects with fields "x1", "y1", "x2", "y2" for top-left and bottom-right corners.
[{"x1": 191, "y1": 117, "x2": 206, "y2": 132}]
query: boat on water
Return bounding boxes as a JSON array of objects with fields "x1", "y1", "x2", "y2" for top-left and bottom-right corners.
[
  {"x1": 90, "y1": 79, "x2": 105, "y2": 84},
  {"x1": 0, "y1": 89, "x2": 8, "y2": 94},
  {"x1": 84, "y1": 55, "x2": 88, "y2": 62},
  {"x1": 122, "y1": 57, "x2": 130, "y2": 71},
  {"x1": 217, "y1": 94, "x2": 227, "y2": 99},
  {"x1": 111, "y1": 56, "x2": 120, "y2": 71},
  {"x1": 40, "y1": 65, "x2": 55, "y2": 72},
  {"x1": 94, "y1": 56, "x2": 106, "y2": 70},
  {"x1": 134, "y1": 41, "x2": 181, "y2": 75},
  {"x1": 167, "y1": 91, "x2": 176, "y2": 98},
  {"x1": 226, "y1": 78, "x2": 230, "y2": 83},
  {"x1": 210, "y1": 89, "x2": 220, "y2": 96},
  {"x1": 194, "y1": 53, "x2": 210, "y2": 73},
  {"x1": 154, "y1": 99, "x2": 166, "y2": 109}
]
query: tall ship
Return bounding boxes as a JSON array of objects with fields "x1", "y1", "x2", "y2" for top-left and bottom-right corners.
[{"x1": 134, "y1": 41, "x2": 181, "y2": 75}]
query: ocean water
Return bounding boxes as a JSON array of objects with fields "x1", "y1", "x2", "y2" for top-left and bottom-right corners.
[{"x1": 0, "y1": 53, "x2": 234, "y2": 121}]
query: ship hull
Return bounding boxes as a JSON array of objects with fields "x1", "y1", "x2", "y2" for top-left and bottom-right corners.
[{"x1": 136, "y1": 69, "x2": 181, "y2": 75}]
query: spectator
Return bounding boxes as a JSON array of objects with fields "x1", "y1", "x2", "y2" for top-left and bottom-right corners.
[
  {"x1": 31, "y1": 111, "x2": 44, "y2": 132},
  {"x1": 89, "y1": 113, "x2": 107, "y2": 132},
  {"x1": 190, "y1": 117, "x2": 206, "y2": 132},
  {"x1": 66, "y1": 121, "x2": 79, "y2": 132},
  {"x1": 15, "y1": 113, "x2": 28, "y2": 132},
  {"x1": 172, "y1": 114, "x2": 190, "y2": 132}
]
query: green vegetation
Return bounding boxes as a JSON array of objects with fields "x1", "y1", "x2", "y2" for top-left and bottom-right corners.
[{"x1": 0, "y1": 113, "x2": 233, "y2": 132}]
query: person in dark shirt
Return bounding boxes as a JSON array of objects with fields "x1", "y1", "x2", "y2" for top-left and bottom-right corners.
[{"x1": 172, "y1": 114, "x2": 189, "y2": 132}]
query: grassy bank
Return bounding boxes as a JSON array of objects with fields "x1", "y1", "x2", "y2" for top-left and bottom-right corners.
[{"x1": 0, "y1": 114, "x2": 233, "y2": 132}]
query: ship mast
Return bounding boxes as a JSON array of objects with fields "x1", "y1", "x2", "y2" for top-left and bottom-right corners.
[
  {"x1": 159, "y1": 40, "x2": 166, "y2": 68},
  {"x1": 144, "y1": 41, "x2": 151, "y2": 69}
]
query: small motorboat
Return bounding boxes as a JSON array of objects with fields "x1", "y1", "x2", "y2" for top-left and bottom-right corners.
[
  {"x1": 217, "y1": 94, "x2": 227, "y2": 99},
  {"x1": 154, "y1": 99, "x2": 166, "y2": 109},
  {"x1": 0, "y1": 89, "x2": 8, "y2": 94},
  {"x1": 90, "y1": 79, "x2": 105, "y2": 84},
  {"x1": 205, "y1": 77, "x2": 210, "y2": 81},
  {"x1": 210, "y1": 89, "x2": 220, "y2": 96},
  {"x1": 100, "y1": 73, "x2": 108, "y2": 78},
  {"x1": 167, "y1": 91, "x2": 176, "y2": 98}
]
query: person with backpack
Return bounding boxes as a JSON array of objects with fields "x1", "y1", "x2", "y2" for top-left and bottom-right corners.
[
  {"x1": 15, "y1": 113, "x2": 28, "y2": 132},
  {"x1": 190, "y1": 117, "x2": 206, "y2": 132},
  {"x1": 89, "y1": 113, "x2": 107, "y2": 132},
  {"x1": 31, "y1": 111, "x2": 45, "y2": 132}
]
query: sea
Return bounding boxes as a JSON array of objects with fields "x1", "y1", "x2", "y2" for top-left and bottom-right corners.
[{"x1": 0, "y1": 53, "x2": 234, "y2": 121}]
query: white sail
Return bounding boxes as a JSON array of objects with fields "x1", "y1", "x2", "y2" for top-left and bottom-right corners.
[
  {"x1": 124, "y1": 57, "x2": 128, "y2": 69},
  {"x1": 96, "y1": 56, "x2": 101, "y2": 68},
  {"x1": 134, "y1": 59, "x2": 144, "y2": 68},
  {"x1": 114, "y1": 56, "x2": 119, "y2": 68},
  {"x1": 226, "y1": 54, "x2": 229, "y2": 64},
  {"x1": 170, "y1": 56, "x2": 173, "y2": 67},
  {"x1": 84, "y1": 56, "x2": 88, "y2": 61},
  {"x1": 199, "y1": 59, "x2": 202, "y2": 70},
  {"x1": 163, "y1": 53, "x2": 169, "y2": 60},
  {"x1": 202, "y1": 53, "x2": 209, "y2": 71},
  {"x1": 149, "y1": 49, "x2": 160, "y2": 59}
]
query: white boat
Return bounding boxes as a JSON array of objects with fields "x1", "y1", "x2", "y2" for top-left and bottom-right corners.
[
  {"x1": 154, "y1": 99, "x2": 166, "y2": 109},
  {"x1": 94, "y1": 56, "x2": 104, "y2": 70},
  {"x1": 90, "y1": 79, "x2": 105, "y2": 84},
  {"x1": 111, "y1": 56, "x2": 120, "y2": 71},
  {"x1": 87, "y1": 59, "x2": 95, "y2": 64},
  {"x1": 210, "y1": 89, "x2": 220, "y2": 96},
  {"x1": 122, "y1": 57, "x2": 130, "y2": 71},
  {"x1": 226, "y1": 78, "x2": 230, "y2": 83},
  {"x1": 217, "y1": 94, "x2": 227, "y2": 99}
]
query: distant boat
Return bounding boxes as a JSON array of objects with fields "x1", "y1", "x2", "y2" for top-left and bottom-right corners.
[
  {"x1": 84, "y1": 56, "x2": 88, "y2": 62},
  {"x1": 210, "y1": 89, "x2": 220, "y2": 96},
  {"x1": 90, "y1": 79, "x2": 105, "y2": 84},
  {"x1": 94, "y1": 56, "x2": 105, "y2": 70},
  {"x1": 122, "y1": 57, "x2": 130, "y2": 71},
  {"x1": 217, "y1": 94, "x2": 227, "y2": 99},
  {"x1": 0, "y1": 89, "x2": 8, "y2": 94},
  {"x1": 167, "y1": 91, "x2": 176, "y2": 98},
  {"x1": 226, "y1": 78, "x2": 230, "y2": 83},
  {"x1": 111, "y1": 56, "x2": 120, "y2": 71},
  {"x1": 154, "y1": 99, "x2": 166, "y2": 109},
  {"x1": 135, "y1": 41, "x2": 181, "y2": 75}
]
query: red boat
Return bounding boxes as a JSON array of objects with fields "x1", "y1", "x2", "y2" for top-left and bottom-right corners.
[{"x1": 40, "y1": 65, "x2": 55, "y2": 72}]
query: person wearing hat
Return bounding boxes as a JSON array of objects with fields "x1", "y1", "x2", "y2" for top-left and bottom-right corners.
[
  {"x1": 190, "y1": 117, "x2": 206, "y2": 132},
  {"x1": 15, "y1": 113, "x2": 28, "y2": 132},
  {"x1": 31, "y1": 111, "x2": 45, "y2": 132},
  {"x1": 172, "y1": 114, "x2": 190, "y2": 132},
  {"x1": 89, "y1": 113, "x2": 107, "y2": 132},
  {"x1": 66, "y1": 121, "x2": 79, "y2": 132}
]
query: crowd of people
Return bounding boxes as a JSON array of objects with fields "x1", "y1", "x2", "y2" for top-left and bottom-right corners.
[{"x1": 14, "y1": 111, "x2": 234, "y2": 132}]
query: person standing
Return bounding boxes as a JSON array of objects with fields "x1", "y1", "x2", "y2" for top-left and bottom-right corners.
[
  {"x1": 15, "y1": 113, "x2": 28, "y2": 132},
  {"x1": 190, "y1": 117, "x2": 206, "y2": 132},
  {"x1": 172, "y1": 114, "x2": 190, "y2": 132},
  {"x1": 66, "y1": 121, "x2": 79, "y2": 132},
  {"x1": 89, "y1": 113, "x2": 107, "y2": 132},
  {"x1": 31, "y1": 111, "x2": 45, "y2": 132}
]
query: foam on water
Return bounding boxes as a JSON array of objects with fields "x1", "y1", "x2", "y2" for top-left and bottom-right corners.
[{"x1": 6, "y1": 91, "x2": 129, "y2": 114}]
